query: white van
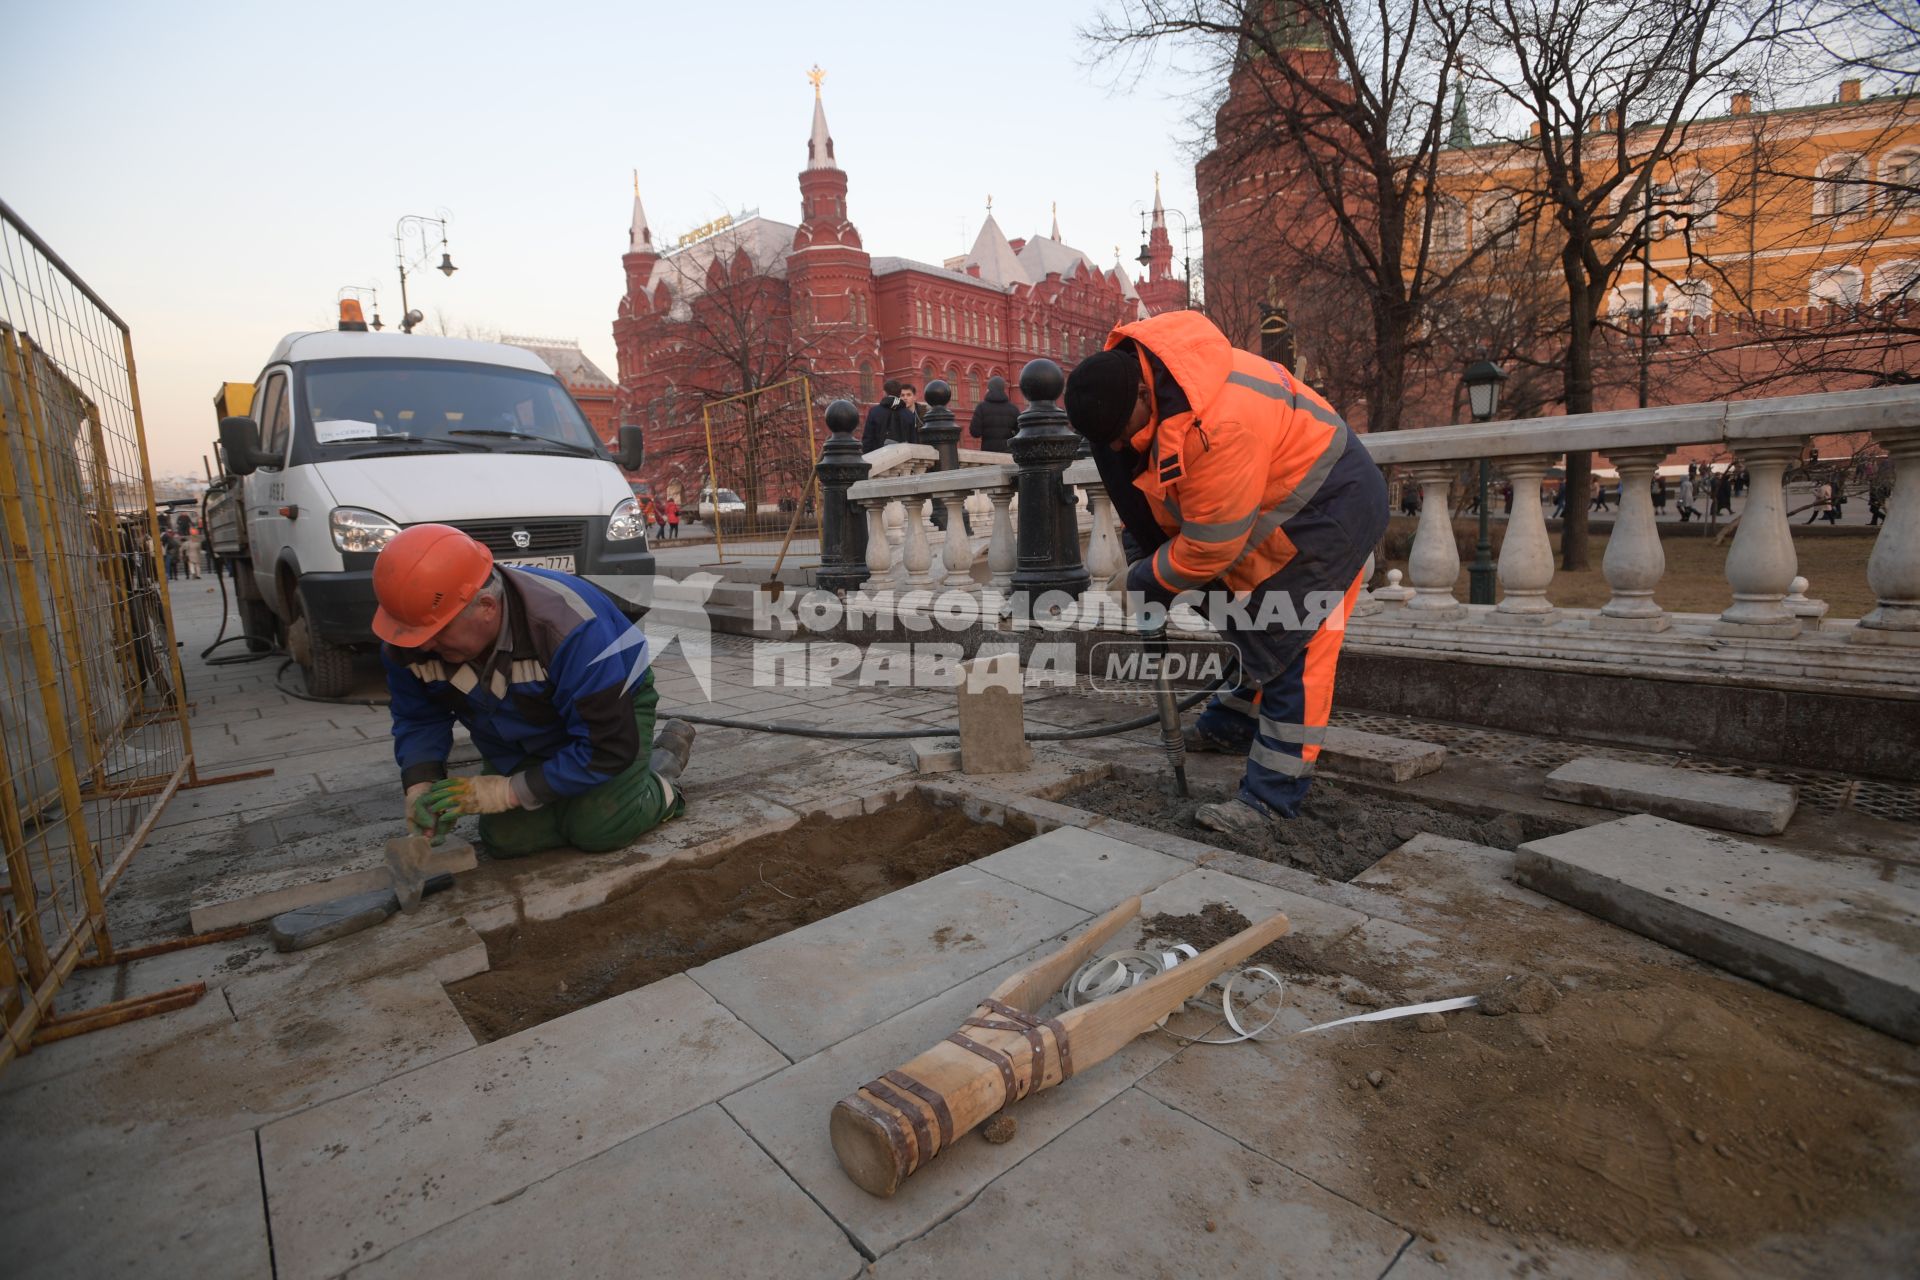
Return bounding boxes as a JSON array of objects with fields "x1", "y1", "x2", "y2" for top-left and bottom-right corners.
[{"x1": 212, "y1": 328, "x2": 651, "y2": 696}]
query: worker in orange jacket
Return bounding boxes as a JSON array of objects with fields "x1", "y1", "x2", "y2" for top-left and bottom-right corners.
[{"x1": 1064, "y1": 310, "x2": 1388, "y2": 835}]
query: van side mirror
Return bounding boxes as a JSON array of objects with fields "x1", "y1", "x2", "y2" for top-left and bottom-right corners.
[
  {"x1": 218, "y1": 416, "x2": 276, "y2": 476},
  {"x1": 617, "y1": 423, "x2": 646, "y2": 471}
]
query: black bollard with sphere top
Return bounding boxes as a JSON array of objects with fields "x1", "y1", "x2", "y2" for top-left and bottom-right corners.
[
  {"x1": 919, "y1": 380, "x2": 960, "y2": 473},
  {"x1": 1008, "y1": 358, "x2": 1090, "y2": 614},
  {"x1": 814, "y1": 399, "x2": 870, "y2": 594}
]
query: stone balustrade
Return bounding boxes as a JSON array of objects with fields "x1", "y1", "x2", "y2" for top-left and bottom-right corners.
[
  {"x1": 1355, "y1": 384, "x2": 1919, "y2": 649},
  {"x1": 818, "y1": 376, "x2": 1917, "y2": 693}
]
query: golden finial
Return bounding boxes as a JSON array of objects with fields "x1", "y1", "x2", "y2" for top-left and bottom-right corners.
[
  {"x1": 807, "y1": 64, "x2": 826, "y2": 98},
  {"x1": 986, "y1": 193, "x2": 993, "y2": 212}
]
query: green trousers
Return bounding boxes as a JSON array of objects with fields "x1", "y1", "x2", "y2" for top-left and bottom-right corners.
[{"x1": 477, "y1": 675, "x2": 684, "y2": 858}]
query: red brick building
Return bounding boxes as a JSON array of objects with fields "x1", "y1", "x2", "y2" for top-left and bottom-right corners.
[{"x1": 611, "y1": 85, "x2": 1182, "y2": 498}]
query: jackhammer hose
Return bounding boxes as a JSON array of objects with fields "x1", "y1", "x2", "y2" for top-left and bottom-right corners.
[{"x1": 660, "y1": 677, "x2": 1224, "y2": 742}]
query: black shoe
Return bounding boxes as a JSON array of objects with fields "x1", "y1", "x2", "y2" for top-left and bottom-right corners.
[{"x1": 649, "y1": 719, "x2": 695, "y2": 782}]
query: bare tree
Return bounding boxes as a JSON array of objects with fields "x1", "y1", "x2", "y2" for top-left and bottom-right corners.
[
  {"x1": 642, "y1": 242, "x2": 852, "y2": 519},
  {"x1": 1087, "y1": 0, "x2": 1513, "y2": 435},
  {"x1": 1459, "y1": 0, "x2": 1825, "y2": 568}
]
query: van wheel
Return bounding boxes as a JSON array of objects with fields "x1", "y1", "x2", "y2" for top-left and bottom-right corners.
[
  {"x1": 239, "y1": 597, "x2": 279, "y2": 653},
  {"x1": 288, "y1": 616, "x2": 355, "y2": 698}
]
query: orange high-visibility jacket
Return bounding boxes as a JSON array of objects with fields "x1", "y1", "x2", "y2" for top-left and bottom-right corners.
[{"x1": 1110, "y1": 312, "x2": 1359, "y2": 597}]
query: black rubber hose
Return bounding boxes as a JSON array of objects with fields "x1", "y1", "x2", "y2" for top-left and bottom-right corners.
[
  {"x1": 658, "y1": 677, "x2": 1224, "y2": 741},
  {"x1": 267, "y1": 674, "x2": 1227, "y2": 741}
]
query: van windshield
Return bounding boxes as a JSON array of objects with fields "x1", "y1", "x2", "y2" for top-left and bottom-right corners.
[{"x1": 301, "y1": 359, "x2": 604, "y2": 457}]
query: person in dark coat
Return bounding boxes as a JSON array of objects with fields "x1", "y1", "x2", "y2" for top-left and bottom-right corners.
[
  {"x1": 862, "y1": 380, "x2": 920, "y2": 453},
  {"x1": 969, "y1": 376, "x2": 1020, "y2": 453}
]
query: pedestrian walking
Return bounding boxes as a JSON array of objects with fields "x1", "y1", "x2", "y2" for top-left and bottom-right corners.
[
  {"x1": 1653, "y1": 475, "x2": 1668, "y2": 515},
  {"x1": 1713, "y1": 470, "x2": 1733, "y2": 517},
  {"x1": 1677, "y1": 476, "x2": 1696, "y2": 522},
  {"x1": 1590, "y1": 476, "x2": 1611, "y2": 512},
  {"x1": 1868, "y1": 482, "x2": 1888, "y2": 526},
  {"x1": 1806, "y1": 481, "x2": 1830, "y2": 524},
  {"x1": 1502, "y1": 482, "x2": 1514, "y2": 515},
  {"x1": 664, "y1": 497, "x2": 680, "y2": 539},
  {"x1": 1551, "y1": 481, "x2": 1567, "y2": 520},
  {"x1": 969, "y1": 375, "x2": 1019, "y2": 453}
]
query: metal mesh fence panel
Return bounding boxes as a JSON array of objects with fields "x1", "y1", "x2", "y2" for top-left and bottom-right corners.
[
  {"x1": 696, "y1": 375, "x2": 824, "y2": 559},
  {"x1": 0, "y1": 197, "x2": 194, "y2": 1065}
]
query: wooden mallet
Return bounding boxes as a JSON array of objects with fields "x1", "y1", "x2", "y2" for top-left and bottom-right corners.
[{"x1": 830, "y1": 895, "x2": 1291, "y2": 1197}]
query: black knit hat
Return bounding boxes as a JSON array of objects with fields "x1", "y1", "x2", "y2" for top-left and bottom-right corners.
[{"x1": 1063, "y1": 348, "x2": 1141, "y2": 445}]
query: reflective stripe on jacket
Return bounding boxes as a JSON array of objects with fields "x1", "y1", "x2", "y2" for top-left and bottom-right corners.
[{"x1": 1108, "y1": 312, "x2": 1363, "y2": 598}]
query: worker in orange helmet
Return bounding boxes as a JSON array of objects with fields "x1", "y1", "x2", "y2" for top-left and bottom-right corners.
[
  {"x1": 1063, "y1": 310, "x2": 1388, "y2": 837},
  {"x1": 372, "y1": 524, "x2": 694, "y2": 857}
]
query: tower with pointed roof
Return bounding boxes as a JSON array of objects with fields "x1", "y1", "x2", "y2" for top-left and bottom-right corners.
[
  {"x1": 1136, "y1": 174, "x2": 1190, "y2": 315},
  {"x1": 622, "y1": 170, "x2": 659, "y2": 306},
  {"x1": 785, "y1": 68, "x2": 881, "y2": 391}
]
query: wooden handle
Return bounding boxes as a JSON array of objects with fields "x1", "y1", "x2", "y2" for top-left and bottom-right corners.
[
  {"x1": 830, "y1": 907, "x2": 1290, "y2": 1198},
  {"x1": 986, "y1": 895, "x2": 1140, "y2": 1012}
]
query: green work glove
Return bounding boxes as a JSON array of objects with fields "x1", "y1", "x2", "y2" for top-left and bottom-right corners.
[
  {"x1": 424, "y1": 774, "x2": 520, "y2": 820},
  {"x1": 406, "y1": 780, "x2": 459, "y2": 845}
]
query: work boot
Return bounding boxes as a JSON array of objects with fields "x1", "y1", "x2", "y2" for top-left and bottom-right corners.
[
  {"x1": 649, "y1": 719, "x2": 695, "y2": 783},
  {"x1": 1193, "y1": 798, "x2": 1281, "y2": 840}
]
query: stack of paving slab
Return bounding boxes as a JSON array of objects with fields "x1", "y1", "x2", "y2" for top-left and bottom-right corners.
[{"x1": 1530, "y1": 757, "x2": 1919, "y2": 1041}]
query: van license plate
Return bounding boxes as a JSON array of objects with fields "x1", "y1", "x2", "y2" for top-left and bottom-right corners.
[{"x1": 499, "y1": 555, "x2": 575, "y2": 572}]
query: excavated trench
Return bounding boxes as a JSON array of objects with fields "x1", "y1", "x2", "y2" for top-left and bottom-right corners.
[
  {"x1": 447, "y1": 795, "x2": 1019, "y2": 1042},
  {"x1": 1061, "y1": 775, "x2": 1577, "y2": 882}
]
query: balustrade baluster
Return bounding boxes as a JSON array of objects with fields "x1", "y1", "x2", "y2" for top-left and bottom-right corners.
[
  {"x1": 902, "y1": 497, "x2": 934, "y2": 588},
  {"x1": 1715, "y1": 439, "x2": 1802, "y2": 638},
  {"x1": 940, "y1": 494, "x2": 973, "y2": 586},
  {"x1": 863, "y1": 498, "x2": 894, "y2": 585},
  {"x1": 1592, "y1": 447, "x2": 1669, "y2": 632},
  {"x1": 987, "y1": 488, "x2": 1016, "y2": 592},
  {"x1": 1854, "y1": 427, "x2": 1920, "y2": 644},
  {"x1": 1402, "y1": 462, "x2": 1465, "y2": 618},
  {"x1": 1492, "y1": 454, "x2": 1559, "y2": 624}
]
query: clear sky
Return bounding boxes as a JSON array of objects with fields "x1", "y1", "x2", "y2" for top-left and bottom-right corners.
[{"x1": 2, "y1": 0, "x2": 1205, "y2": 477}]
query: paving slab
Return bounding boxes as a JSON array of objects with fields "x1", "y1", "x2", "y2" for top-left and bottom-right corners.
[
  {"x1": 689, "y1": 865, "x2": 1089, "y2": 1059},
  {"x1": 188, "y1": 837, "x2": 477, "y2": 932},
  {"x1": 721, "y1": 941, "x2": 1187, "y2": 1257},
  {"x1": 350, "y1": 1103, "x2": 862, "y2": 1279},
  {"x1": 1, "y1": 969, "x2": 475, "y2": 1203},
  {"x1": 874, "y1": 1087, "x2": 1408, "y2": 1277},
  {"x1": 223, "y1": 917, "x2": 487, "y2": 1018},
  {"x1": 968, "y1": 825, "x2": 1191, "y2": 911},
  {"x1": 1543, "y1": 756, "x2": 1798, "y2": 834},
  {"x1": 1318, "y1": 725, "x2": 1448, "y2": 782},
  {"x1": 3, "y1": 1132, "x2": 270, "y2": 1280},
  {"x1": 909, "y1": 735, "x2": 962, "y2": 774},
  {"x1": 259, "y1": 974, "x2": 787, "y2": 1280},
  {"x1": 1516, "y1": 814, "x2": 1920, "y2": 1042}
]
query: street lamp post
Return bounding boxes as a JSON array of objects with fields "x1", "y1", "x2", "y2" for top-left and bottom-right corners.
[
  {"x1": 1463, "y1": 360, "x2": 1507, "y2": 605},
  {"x1": 394, "y1": 213, "x2": 458, "y2": 333},
  {"x1": 1136, "y1": 204, "x2": 1198, "y2": 306},
  {"x1": 1635, "y1": 181, "x2": 1677, "y2": 408}
]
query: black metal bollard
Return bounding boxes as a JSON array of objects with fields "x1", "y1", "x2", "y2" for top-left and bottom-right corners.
[
  {"x1": 1008, "y1": 358, "x2": 1089, "y2": 614},
  {"x1": 814, "y1": 399, "x2": 871, "y2": 594},
  {"x1": 920, "y1": 380, "x2": 960, "y2": 472}
]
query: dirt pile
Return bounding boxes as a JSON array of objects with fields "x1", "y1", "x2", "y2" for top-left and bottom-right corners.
[
  {"x1": 1065, "y1": 777, "x2": 1571, "y2": 881},
  {"x1": 448, "y1": 797, "x2": 1017, "y2": 1041},
  {"x1": 1148, "y1": 895, "x2": 1918, "y2": 1268}
]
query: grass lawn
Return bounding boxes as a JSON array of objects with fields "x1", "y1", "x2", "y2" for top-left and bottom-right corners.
[{"x1": 1382, "y1": 523, "x2": 1879, "y2": 617}]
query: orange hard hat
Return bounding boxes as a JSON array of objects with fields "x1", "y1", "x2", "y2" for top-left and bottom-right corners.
[{"x1": 370, "y1": 524, "x2": 494, "y2": 646}]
